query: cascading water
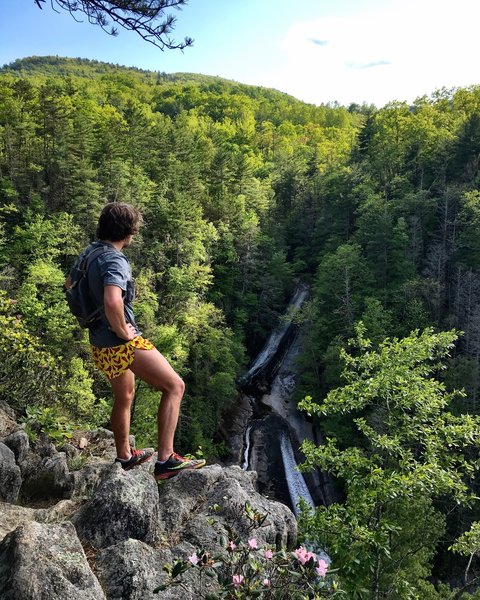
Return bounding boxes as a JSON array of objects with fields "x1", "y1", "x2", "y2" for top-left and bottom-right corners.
[
  {"x1": 241, "y1": 425, "x2": 252, "y2": 471},
  {"x1": 237, "y1": 284, "x2": 335, "y2": 509},
  {"x1": 230, "y1": 284, "x2": 334, "y2": 564},
  {"x1": 240, "y1": 284, "x2": 310, "y2": 388},
  {"x1": 279, "y1": 431, "x2": 314, "y2": 515}
]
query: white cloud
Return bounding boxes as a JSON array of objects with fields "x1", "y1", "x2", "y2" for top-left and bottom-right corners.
[{"x1": 261, "y1": 0, "x2": 480, "y2": 106}]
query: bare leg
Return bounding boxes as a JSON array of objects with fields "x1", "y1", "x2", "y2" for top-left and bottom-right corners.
[
  {"x1": 110, "y1": 369, "x2": 136, "y2": 459},
  {"x1": 130, "y1": 348, "x2": 185, "y2": 461}
]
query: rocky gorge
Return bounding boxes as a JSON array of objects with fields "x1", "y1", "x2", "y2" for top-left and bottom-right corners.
[{"x1": 0, "y1": 401, "x2": 297, "y2": 599}]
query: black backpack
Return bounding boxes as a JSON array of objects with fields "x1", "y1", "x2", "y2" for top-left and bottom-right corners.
[{"x1": 64, "y1": 245, "x2": 109, "y2": 328}]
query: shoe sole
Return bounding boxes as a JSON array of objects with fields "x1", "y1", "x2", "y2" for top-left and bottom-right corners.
[{"x1": 155, "y1": 460, "x2": 206, "y2": 482}]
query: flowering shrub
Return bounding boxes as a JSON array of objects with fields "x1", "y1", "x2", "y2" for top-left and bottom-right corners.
[{"x1": 155, "y1": 502, "x2": 342, "y2": 599}]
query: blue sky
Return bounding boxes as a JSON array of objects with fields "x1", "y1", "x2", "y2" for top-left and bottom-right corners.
[{"x1": 1, "y1": 0, "x2": 479, "y2": 107}]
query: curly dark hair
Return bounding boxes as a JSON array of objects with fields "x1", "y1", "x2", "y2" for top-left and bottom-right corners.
[{"x1": 96, "y1": 202, "x2": 143, "y2": 242}]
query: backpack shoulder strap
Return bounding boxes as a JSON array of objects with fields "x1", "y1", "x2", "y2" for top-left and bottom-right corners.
[
  {"x1": 80, "y1": 244, "x2": 127, "y2": 300},
  {"x1": 80, "y1": 244, "x2": 111, "y2": 271}
]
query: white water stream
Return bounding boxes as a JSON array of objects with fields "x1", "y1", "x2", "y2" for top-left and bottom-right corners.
[
  {"x1": 240, "y1": 285, "x2": 322, "y2": 508},
  {"x1": 241, "y1": 425, "x2": 252, "y2": 471},
  {"x1": 280, "y1": 431, "x2": 315, "y2": 515},
  {"x1": 239, "y1": 285, "x2": 331, "y2": 563},
  {"x1": 241, "y1": 285, "x2": 309, "y2": 384}
]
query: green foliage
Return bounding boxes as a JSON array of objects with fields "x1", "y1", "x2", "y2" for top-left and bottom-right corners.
[
  {"x1": 0, "y1": 291, "x2": 60, "y2": 409},
  {"x1": 63, "y1": 357, "x2": 110, "y2": 424},
  {"x1": 2, "y1": 59, "x2": 480, "y2": 590},
  {"x1": 156, "y1": 502, "x2": 341, "y2": 599},
  {"x1": 456, "y1": 190, "x2": 480, "y2": 267},
  {"x1": 0, "y1": 290, "x2": 102, "y2": 428},
  {"x1": 452, "y1": 522, "x2": 480, "y2": 557},
  {"x1": 22, "y1": 404, "x2": 73, "y2": 443},
  {"x1": 298, "y1": 326, "x2": 480, "y2": 597}
]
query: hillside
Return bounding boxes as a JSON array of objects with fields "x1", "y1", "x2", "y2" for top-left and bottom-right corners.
[
  {"x1": 1, "y1": 54, "x2": 480, "y2": 596},
  {"x1": 0, "y1": 55, "x2": 356, "y2": 130},
  {"x1": 1, "y1": 55, "x2": 310, "y2": 108}
]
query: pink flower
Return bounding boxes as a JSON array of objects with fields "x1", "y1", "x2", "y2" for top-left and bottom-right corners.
[
  {"x1": 295, "y1": 546, "x2": 306, "y2": 561},
  {"x1": 294, "y1": 546, "x2": 316, "y2": 565},
  {"x1": 316, "y1": 559, "x2": 329, "y2": 577},
  {"x1": 188, "y1": 552, "x2": 199, "y2": 566},
  {"x1": 263, "y1": 578, "x2": 271, "y2": 587},
  {"x1": 264, "y1": 549, "x2": 273, "y2": 559},
  {"x1": 248, "y1": 538, "x2": 258, "y2": 549},
  {"x1": 228, "y1": 540, "x2": 237, "y2": 551},
  {"x1": 232, "y1": 574, "x2": 244, "y2": 587}
]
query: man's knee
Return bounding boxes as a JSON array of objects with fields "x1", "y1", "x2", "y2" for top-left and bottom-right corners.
[
  {"x1": 170, "y1": 376, "x2": 185, "y2": 398},
  {"x1": 113, "y1": 385, "x2": 135, "y2": 406},
  {"x1": 160, "y1": 375, "x2": 185, "y2": 398}
]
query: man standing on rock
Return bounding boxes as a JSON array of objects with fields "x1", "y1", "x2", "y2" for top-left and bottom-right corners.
[{"x1": 67, "y1": 202, "x2": 205, "y2": 481}]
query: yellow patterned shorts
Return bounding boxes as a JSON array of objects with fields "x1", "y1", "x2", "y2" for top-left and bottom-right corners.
[{"x1": 91, "y1": 336, "x2": 154, "y2": 380}]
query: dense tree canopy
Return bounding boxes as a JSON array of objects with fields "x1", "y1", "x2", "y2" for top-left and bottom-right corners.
[{"x1": 1, "y1": 55, "x2": 480, "y2": 596}]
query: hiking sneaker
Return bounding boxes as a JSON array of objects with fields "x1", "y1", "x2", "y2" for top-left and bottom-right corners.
[
  {"x1": 115, "y1": 447, "x2": 154, "y2": 470},
  {"x1": 154, "y1": 452, "x2": 206, "y2": 481}
]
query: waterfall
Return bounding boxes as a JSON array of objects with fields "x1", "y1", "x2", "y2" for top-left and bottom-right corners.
[
  {"x1": 235, "y1": 284, "x2": 332, "y2": 564},
  {"x1": 241, "y1": 425, "x2": 252, "y2": 470},
  {"x1": 279, "y1": 431, "x2": 314, "y2": 515},
  {"x1": 240, "y1": 285, "x2": 309, "y2": 385}
]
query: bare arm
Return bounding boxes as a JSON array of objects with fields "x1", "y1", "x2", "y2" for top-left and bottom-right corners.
[{"x1": 104, "y1": 285, "x2": 136, "y2": 341}]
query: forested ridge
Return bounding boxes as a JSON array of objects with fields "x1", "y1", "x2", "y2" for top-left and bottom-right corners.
[{"x1": 1, "y1": 55, "x2": 480, "y2": 597}]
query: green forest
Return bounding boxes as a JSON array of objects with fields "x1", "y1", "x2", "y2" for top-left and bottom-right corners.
[{"x1": 1, "y1": 55, "x2": 480, "y2": 598}]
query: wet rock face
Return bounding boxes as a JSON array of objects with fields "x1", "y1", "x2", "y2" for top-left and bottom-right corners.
[
  {"x1": 248, "y1": 414, "x2": 293, "y2": 508},
  {"x1": 220, "y1": 393, "x2": 254, "y2": 464},
  {"x1": 0, "y1": 521, "x2": 106, "y2": 600},
  {"x1": 72, "y1": 463, "x2": 162, "y2": 548},
  {"x1": 0, "y1": 442, "x2": 22, "y2": 503}
]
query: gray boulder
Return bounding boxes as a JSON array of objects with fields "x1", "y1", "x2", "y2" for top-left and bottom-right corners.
[
  {"x1": 0, "y1": 521, "x2": 106, "y2": 600},
  {"x1": 0, "y1": 442, "x2": 22, "y2": 503},
  {"x1": 95, "y1": 538, "x2": 173, "y2": 600},
  {"x1": 96, "y1": 538, "x2": 220, "y2": 600},
  {"x1": 70, "y1": 461, "x2": 112, "y2": 500},
  {"x1": 0, "y1": 499, "x2": 78, "y2": 542},
  {"x1": 21, "y1": 452, "x2": 74, "y2": 500},
  {"x1": 72, "y1": 463, "x2": 162, "y2": 548},
  {"x1": 0, "y1": 503, "x2": 42, "y2": 542},
  {"x1": 31, "y1": 431, "x2": 57, "y2": 458},
  {"x1": 158, "y1": 464, "x2": 297, "y2": 554},
  {"x1": 3, "y1": 429, "x2": 29, "y2": 464}
]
